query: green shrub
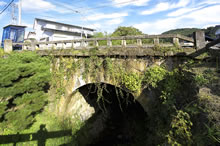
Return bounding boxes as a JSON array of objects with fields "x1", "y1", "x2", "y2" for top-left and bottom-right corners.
[
  {"x1": 143, "y1": 66, "x2": 167, "y2": 88},
  {"x1": 194, "y1": 74, "x2": 209, "y2": 86},
  {"x1": 121, "y1": 72, "x2": 142, "y2": 92},
  {"x1": 167, "y1": 110, "x2": 193, "y2": 145},
  {"x1": 0, "y1": 51, "x2": 51, "y2": 132}
]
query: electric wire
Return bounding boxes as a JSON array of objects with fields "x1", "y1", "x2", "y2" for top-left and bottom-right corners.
[
  {"x1": 0, "y1": 0, "x2": 15, "y2": 15},
  {"x1": 79, "y1": 12, "x2": 102, "y2": 31},
  {"x1": 0, "y1": 0, "x2": 9, "y2": 11},
  {"x1": 52, "y1": 2, "x2": 102, "y2": 31},
  {"x1": 51, "y1": 0, "x2": 141, "y2": 31},
  {"x1": 55, "y1": 0, "x2": 140, "y2": 13},
  {"x1": 76, "y1": 0, "x2": 140, "y2": 12}
]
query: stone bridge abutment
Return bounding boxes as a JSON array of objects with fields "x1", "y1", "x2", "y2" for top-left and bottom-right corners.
[{"x1": 50, "y1": 56, "x2": 179, "y2": 119}]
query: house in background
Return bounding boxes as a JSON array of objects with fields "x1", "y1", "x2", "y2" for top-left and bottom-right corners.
[
  {"x1": 29, "y1": 18, "x2": 95, "y2": 42},
  {"x1": 27, "y1": 32, "x2": 36, "y2": 40}
]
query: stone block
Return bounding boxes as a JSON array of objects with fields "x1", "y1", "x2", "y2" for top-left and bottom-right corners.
[
  {"x1": 4, "y1": 39, "x2": 13, "y2": 53},
  {"x1": 154, "y1": 38, "x2": 159, "y2": 45},
  {"x1": 193, "y1": 31, "x2": 206, "y2": 50},
  {"x1": 137, "y1": 39, "x2": 142, "y2": 46}
]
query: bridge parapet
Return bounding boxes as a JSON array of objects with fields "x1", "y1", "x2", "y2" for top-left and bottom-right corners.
[{"x1": 11, "y1": 34, "x2": 195, "y2": 51}]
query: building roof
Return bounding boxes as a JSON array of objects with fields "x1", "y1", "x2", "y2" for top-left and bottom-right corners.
[
  {"x1": 35, "y1": 18, "x2": 96, "y2": 31},
  {"x1": 3, "y1": 24, "x2": 27, "y2": 29}
]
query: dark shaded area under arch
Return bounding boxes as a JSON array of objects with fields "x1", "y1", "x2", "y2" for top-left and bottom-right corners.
[{"x1": 71, "y1": 83, "x2": 149, "y2": 146}]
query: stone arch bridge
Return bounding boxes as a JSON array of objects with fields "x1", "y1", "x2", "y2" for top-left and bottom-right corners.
[
  {"x1": 7, "y1": 31, "x2": 219, "y2": 116},
  {"x1": 7, "y1": 31, "x2": 220, "y2": 145}
]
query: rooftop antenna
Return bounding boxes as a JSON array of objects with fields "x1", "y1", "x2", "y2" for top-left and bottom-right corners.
[
  {"x1": 9, "y1": 0, "x2": 22, "y2": 25},
  {"x1": 10, "y1": 2, "x2": 18, "y2": 25}
]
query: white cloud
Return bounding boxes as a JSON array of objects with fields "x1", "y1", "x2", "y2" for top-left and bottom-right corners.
[
  {"x1": 105, "y1": 18, "x2": 124, "y2": 25},
  {"x1": 175, "y1": 0, "x2": 191, "y2": 7},
  {"x1": 181, "y1": 5, "x2": 220, "y2": 24},
  {"x1": 167, "y1": 0, "x2": 220, "y2": 17},
  {"x1": 53, "y1": 8, "x2": 74, "y2": 14},
  {"x1": 134, "y1": 5, "x2": 220, "y2": 34},
  {"x1": 50, "y1": 1, "x2": 80, "y2": 14},
  {"x1": 22, "y1": 22, "x2": 33, "y2": 28},
  {"x1": 22, "y1": 0, "x2": 56, "y2": 12},
  {"x1": 167, "y1": 7, "x2": 202, "y2": 17},
  {"x1": 86, "y1": 12, "x2": 128, "y2": 21},
  {"x1": 111, "y1": 0, "x2": 150, "y2": 7},
  {"x1": 140, "y1": 0, "x2": 190, "y2": 15},
  {"x1": 198, "y1": 0, "x2": 220, "y2": 5},
  {"x1": 83, "y1": 18, "x2": 124, "y2": 32},
  {"x1": 84, "y1": 23, "x2": 102, "y2": 31},
  {"x1": 133, "y1": 17, "x2": 179, "y2": 34},
  {"x1": 141, "y1": 2, "x2": 170, "y2": 15},
  {"x1": 0, "y1": 1, "x2": 6, "y2": 6},
  {"x1": 21, "y1": 0, "x2": 76, "y2": 14}
]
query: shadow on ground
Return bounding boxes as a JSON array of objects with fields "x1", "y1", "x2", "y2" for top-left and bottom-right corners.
[{"x1": 0, "y1": 125, "x2": 72, "y2": 146}]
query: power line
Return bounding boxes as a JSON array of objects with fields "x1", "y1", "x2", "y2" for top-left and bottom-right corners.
[
  {"x1": 55, "y1": 0, "x2": 140, "y2": 13},
  {"x1": 43, "y1": 0, "x2": 141, "y2": 31},
  {"x1": 53, "y1": 0, "x2": 87, "y2": 11},
  {"x1": 79, "y1": 12, "x2": 102, "y2": 31},
  {"x1": 76, "y1": 0, "x2": 140, "y2": 12},
  {"x1": 52, "y1": 2, "x2": 101, "y2": 31},
  {"x1": 53, "y1": 1, "x2": 80, "y2": 13},
  {"x1": 0, "y1": 0, "x2": 10, "y2": 11},
  {"x1": 52, "y1": 0, "x2": 140, "y2": 30},
  {"x1": 0, "y1": 0, "x2": 15, "y2": 15}
]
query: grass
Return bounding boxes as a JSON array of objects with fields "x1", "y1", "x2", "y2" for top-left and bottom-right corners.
[
  {"x1": 0, "y1": 106, "x2": 84, "y2": 146},
  {"x1": 0, "y1": 48, "x2": 4, "y2": 57}
]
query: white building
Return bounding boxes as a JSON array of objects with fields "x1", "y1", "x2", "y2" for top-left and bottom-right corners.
[{"x1": 31, "y1": 18, "x2": 95, "y2": 42}]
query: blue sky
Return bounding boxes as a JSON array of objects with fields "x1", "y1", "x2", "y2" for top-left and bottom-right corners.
[{"x1": 0, "y1": 0, "x2": 220, "y2": 39}]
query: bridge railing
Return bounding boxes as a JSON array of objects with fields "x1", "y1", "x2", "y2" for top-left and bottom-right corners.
[{"x1": 10, "y1": 34, "x2": 195, "y2": 51}]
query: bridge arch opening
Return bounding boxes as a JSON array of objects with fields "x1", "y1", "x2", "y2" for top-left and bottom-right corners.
[{"x1": 67, "y1": 83, "x2": 148, "y2": 146}]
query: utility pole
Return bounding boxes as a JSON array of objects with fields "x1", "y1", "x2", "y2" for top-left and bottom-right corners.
[{"x1": 18, "y1": 0, "x2": 22, "y2": 25}]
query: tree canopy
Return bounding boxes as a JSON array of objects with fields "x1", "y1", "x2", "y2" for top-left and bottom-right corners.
[
  {"x1": 93, "y1": 32, "x2": 106, "y2": 38},
  {"x1": 0, "y1": 52, "x2": 51, "y2": 132},
  {"x1": 162, "y1": 25, "x2": 220, "y2": 38},
  {"x1": 162, "y1": 28, "x2": 201, "y2": 37},
  {"x1": 111, "y1": 26, "x2": 143, "y2": 36}
]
